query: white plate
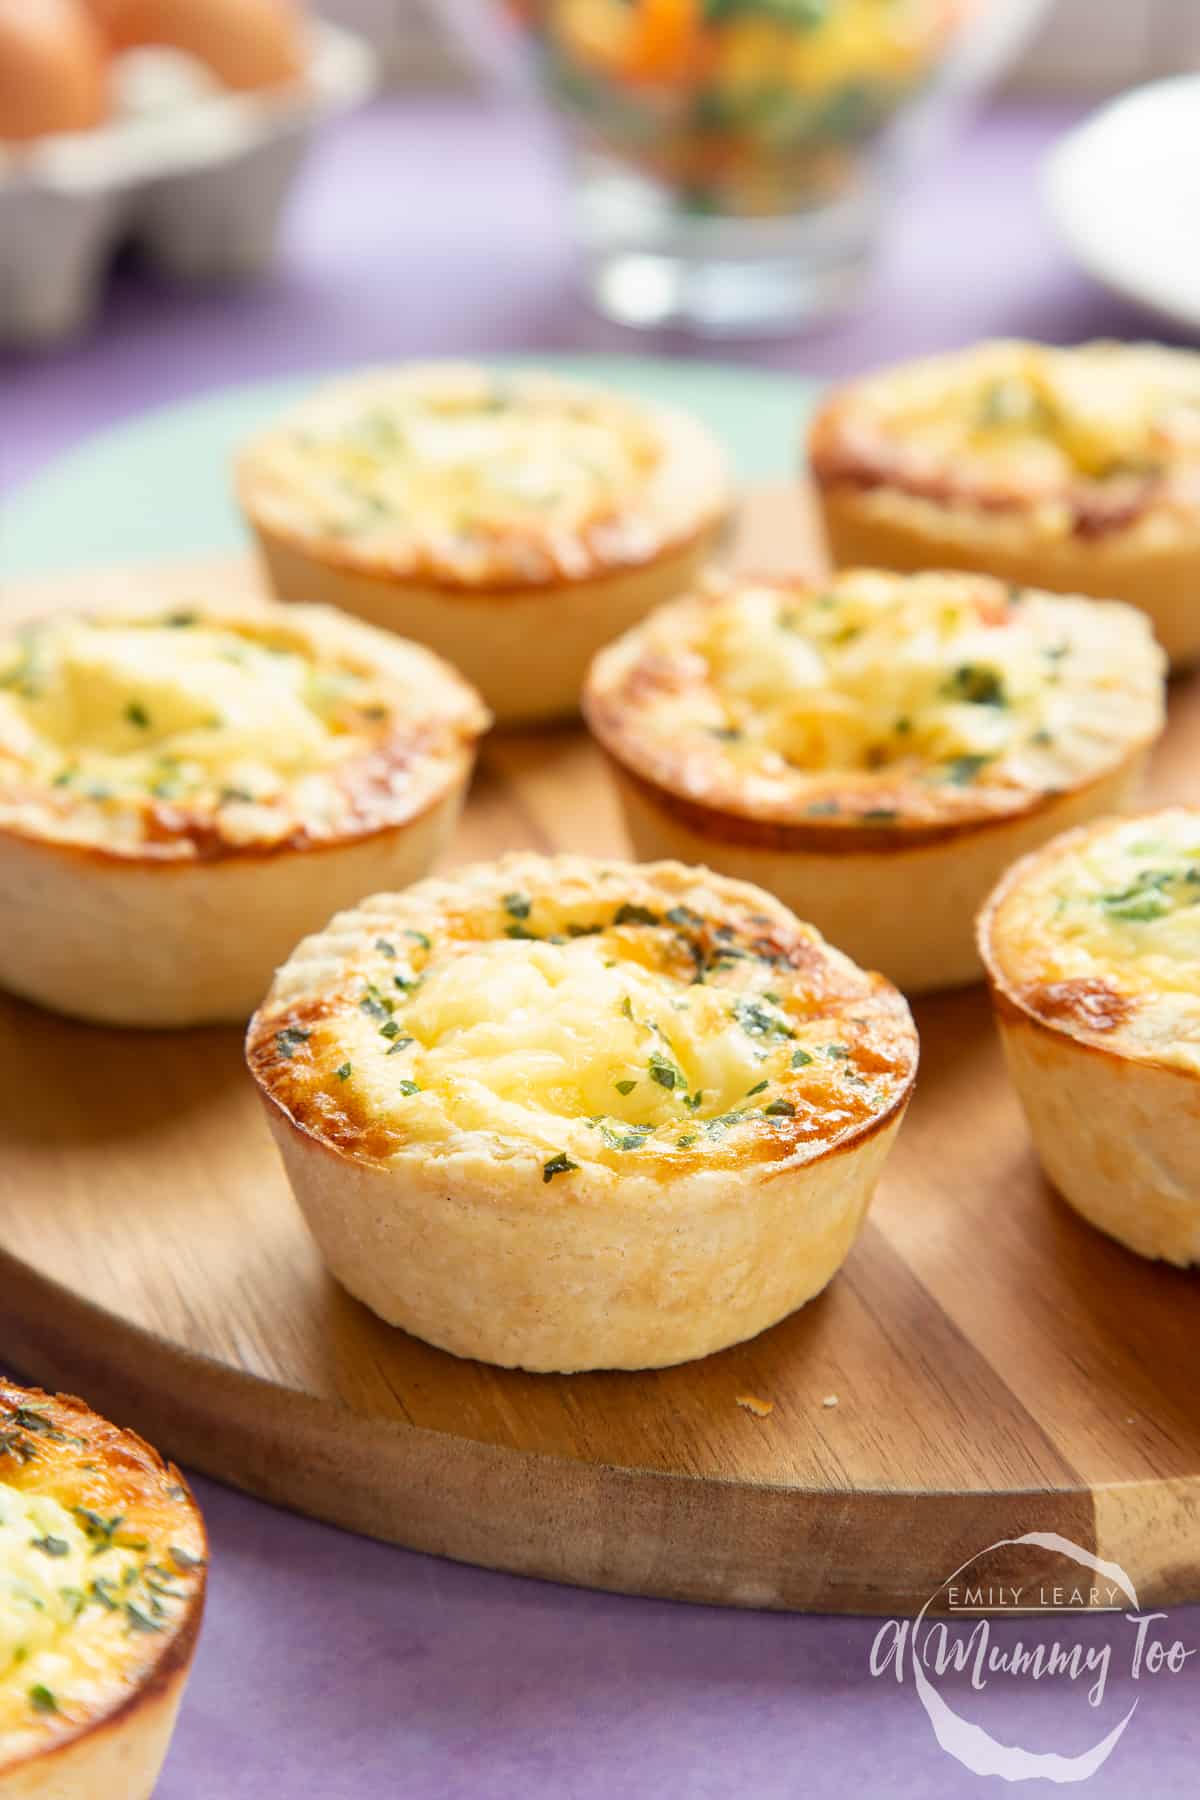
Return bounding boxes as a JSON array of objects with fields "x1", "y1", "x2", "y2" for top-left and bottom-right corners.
[{"x1": 1045, "y1": 76, "x2": 1200, "y2": 337}]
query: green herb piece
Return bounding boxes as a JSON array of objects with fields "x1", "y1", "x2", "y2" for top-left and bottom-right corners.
[
  {"x1": 125, "y1": 701, "x2": 151, "y2": 729},
  {"x1": 944, "y1": 664, "x2": 1008, "y2": 707},
  {"x1": 600, "y1": 1125, "x2": 648, "y2": 1152},
  {"x1": 620, "y1": 995, "x2": 634, "y2": 1021},
  {"x1": 666, "y1": 905, "x2": 702, "y2": 929},
  {"x1": 335, "y1": 1063, "x2": 352, "y2": 1082},
  {"x1": 746, "y1": 1079, "x2": 769, "y2": 1097},
  {"x1": 275, "y1": 1026, "x2": 311, "y2": 1059},
  {"x1": 614, "y1": 1079, "x2": 637, "y2": 1096},
  {"x1": 379, "y1": 1019, "x2": 402, "y2": 1040},
  {"x1": 405, "y1": 930, "x2": 431, "y2": 950},
  {"x1": 505, "y1": 924, "x2": 538, "y2": 940},
  {"x1": 169, "y1": 1546, "x2": 205, "y2": 1573},
  {"x1": 708, "y1": 725, "x2": 742, "y2": 742},
  {"x1": 29, "y1": 1685, "x2": 57, "y2": 1715},
  {"x1": 393, "y1": 972, "x2": 421, "y2": 993},
  {"x1": 360, "y1": 985, "x2": 394, "y2": 1020},
  {"x1": 683, "y1": 1091, "x2": 704, "y2": 1111},
  {"x1": 396, "y1": 1080, "x2": 421, "y2": 1097},
  {"x1": 374, "y1": 938, "x2": 397, "y2": 959},
  {"x1": 503, "y1": 891, "x2": 531, "y2": 921},
  {"x1": 791, "y1": 1047, "x2": 813, "y2": 1068},
  {"x1": 72, "y1": 1509, "x2": 123, "y2": 1555},
  {"x1": 31, "y1": 1535, "x2": 69, "y2": 1558},
  {"x1": 863, "y1": 808, "x2": 898, "y2": 824},
  {"x1": 734, "y1": 997, "x2": 794, "y2": 1041},
  {"x1": 676, "y1": 1134, "x2": 696, "y2": 1149},
  {"x1": 824, "y1": 1043, "x2": 850, "y2": 1060},
  {"x1": 615, "y1": 903, "x2": 661, "y2": 928},
  {"x1": 88, "y1": 1578, "x2": 120, "y2": 1611},
  {"x1": 125, "y1": 1603, "x2": 163, "y2": 1635},
  {"x1": 942, "y1": 754, "x2": 992, "y2": 786},
  {"x1": 385, "y1": 1037, "x2": 414, "y2": 1056},
  {"x1": 764, "y1": 1099, "x2": 797, "y2": 1118},
  {"x1": 542, "y1": 1153, "x2": 578, "y2": 1183},
  {"x1": 648, "y1": 1051, "x2": 680, "y2": 1091}
]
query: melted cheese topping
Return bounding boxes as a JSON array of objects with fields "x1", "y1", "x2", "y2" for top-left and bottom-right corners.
[
  {"x1": 988, "y1": 809, "x2": 1200, "y2": 1075},
  {"x1": 0, "y1": 1385, "x2": 204, "y2": 1768},
  {"x1": 811, "y1": 340, "x2": 1200, "y2": 534},
  {"x1": 248, "y1": 856, "x2": 917, "y2": 1176},
  {"x1": 584, "y1": 569, "x2": 1165, "y2": 831},
  {"x1": 237, "y1": 363, "x2": 729, "y2": 586},
  {"x1": 0, "y1": 603, "x2": 487, "y2": 858}
]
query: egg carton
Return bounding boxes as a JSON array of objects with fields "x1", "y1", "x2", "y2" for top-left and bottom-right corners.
[{"x1": 0, "y1": 21, "x2": 377, "y2": 348}]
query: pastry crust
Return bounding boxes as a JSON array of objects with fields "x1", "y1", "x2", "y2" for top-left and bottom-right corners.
[
  {"x1": 979, "y1": 808, "x2": 1200, "y2": 1266},
  {"x1": 0, "y1": 1380, "x2": 206, "y2": 1800},
  {"x1": 583, "y1": 568, "x2": 1166, "y2": 992},
  {"x1": 0, "y1": 590, "x2": 488, "y2": 1026},
  {"x1": 246, "y1": 853, "x2": 918, "y2": 1371},
  {"x1": 810, "y1": 340, "x2": 1200, "y2": 666},
  {"x1": 236, "y1": 363, "x2": 732, "y2": 725}
]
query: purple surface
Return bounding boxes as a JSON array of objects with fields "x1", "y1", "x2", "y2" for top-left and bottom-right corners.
[{"x1": 2, "y1": 94, "x2": 1198, "y2": 1798}]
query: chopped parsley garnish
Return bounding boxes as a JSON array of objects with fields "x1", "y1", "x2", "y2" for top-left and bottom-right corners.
[
  {"x1": 386, "y1": 1037, "x2": 414, "y2": 1055},
  {"x1": 708, "y1": 725, "x2": 743, "y2": 742},
  {"x1": 600, "y1": 1125, "x2": 647, "y2": 1152},
  {"x1": 89, "y1": 1577, "x2": 120, "y2": 1610},
  {"x1": 335, "y1": 1063, "x2": 352, "y2": 1082},
  {"x1": 72, "y1": 1509, "x2": 123, "y2": 1554},
  {"x1": 506, "y1": 923, "x2": 538, "y2": 940},
  {"x1": 393, "y1": 972, "x2": 421, "y2": 993},
  {"x1": 125, "y1": 1602, "x2": 163, "y2": 1635},
  {"x1": 275, "y1": 1026, "x2": 311, "y2": 1059},
  {"x1": 666, "y1": 905, "x2": 703, "y2": 929},
  {"x1": 791, "y1": 1047, "x2": 813, "y2": 1068},
  {"x1": 542, "y1": 1152, "x2": 578, "y2": 1183},
  {"x1": 379, "y1": 1019, "x2": 403, "y2": 1040},
  {"x1": 863, "y1": 808, "x2": 898, "y2": 824},
  {"x1": 125, "y1": 700, "x2": 151, "y2": 729},
  {"x1": 396, "y1": 1080, "x2": 421, "y2": 1097},
  {"x1": 374, "y1": 938, "x2": 397, "y2": 958},
  {"x1": 29, "y1": 1684, "x2": 57, "y2": 1715},
  {"x1": 648, "y1": 1050, "x2": 681, "y2": 1091},
  {"x1": 746, "y1": 1079, "x2": 769, "y2": 1096},
  {"x1": 30, "y1": 1535, "x2": 69, "y2": 1558},
  {"x1": 620, "y1": 995, "x2": 634, "y2": 1021},
  {"x1": 405, "y1": 930, "x2": 432, "y2": 950},
  {"x1": 169, "y1": 1546, "x2": 204, "y2": 1573},
  {"x1": 823, "y1": 1043, "x2": 850, "y2": 1060},
  {"x1": 764, "y1": 1099, "x2": 796, "y2": 1118},
  {"x1": 614, "y1": 1079, "x2": 637, "y2": 1096},
  {"x1": 503, "y1": 891, "x2": 531, "y2": 921}
]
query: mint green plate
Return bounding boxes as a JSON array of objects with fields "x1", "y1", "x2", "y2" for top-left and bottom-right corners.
[{"x1": 2, "y1": 356, "x2": 820, "y2": 581}]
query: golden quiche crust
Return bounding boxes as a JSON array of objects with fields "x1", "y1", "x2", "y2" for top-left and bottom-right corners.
[
  {"x1": 0, "y1": 1380, "x2": 205, "y2": 1798},
  {"x1": 246, "y1": 853, "x2": 918, "y2": 1370},
  {"x1": 0, "y1": 593, "x2": 489, "y2": 1027},
  {"x1": 809, "y1": 339, "x2": 1200, "y2": 666},
  {"x1": 980, "y1": 809, "x2": 1200, "y2": 1266}
]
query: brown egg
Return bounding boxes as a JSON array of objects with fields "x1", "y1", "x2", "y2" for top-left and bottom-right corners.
[
  {"x1": 84, "y1": 0, "x2": 305, "y2": 90},
  {"x1": 0, "y1": 0, "x2": 108, "y2": 141}
]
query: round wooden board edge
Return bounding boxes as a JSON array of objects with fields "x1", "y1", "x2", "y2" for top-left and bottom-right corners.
[{"x1": 4, "y1": 1250, "x2": 1197, "y2": 1617}]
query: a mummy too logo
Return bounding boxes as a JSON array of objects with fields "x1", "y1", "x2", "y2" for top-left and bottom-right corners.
[{"x1": 870, "y1": 1533, "x2": 1196, "y2": 1783}]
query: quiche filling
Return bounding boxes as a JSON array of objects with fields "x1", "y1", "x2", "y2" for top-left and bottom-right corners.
[
  {"x1": 0, "y1": 608, "x2": 481, "y2": 858},
  {"x1": 252, "y1": 866, "x2": 916, "y2": 1173},
  {"x1": 813, "y1": 341, "x2": 1200, "y2": 535},
  {"x1": 238, "y1": 367, "x2": 689, "y2": 585},
  {"x1": 0, "y1": 1395, "x2": 203, "y2": 1758},
  {"x1": 993, "y1": 811, "x2": 1200, "y2": 1076},
  {"x1": 585, "y1": 569, "x2": 1165, "y2": 829}
]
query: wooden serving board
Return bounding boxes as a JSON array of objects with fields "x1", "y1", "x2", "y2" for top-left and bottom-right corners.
[{"x1": 1, "y1": 488, "x2": 1198, "y2": 1616}]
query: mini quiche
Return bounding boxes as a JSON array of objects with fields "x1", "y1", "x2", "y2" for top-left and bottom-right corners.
[
  {"x1": 809, "y1": 339, "x2": 1200, "y2": 666},
  {"x1": 979, "y1": 809, "x2": 1200, "y2": 1267},
  {"x1": 0, "y1": 1379, "x2": 206, "y2": 1800},
  {"x1": 234, "y1": 362, "x2": 732, "y2": 725},
  {"x1": 582, "y1": 568, "x2": 1166, "y2": 993},
  {"x1": 246, "y1": 853, "x2": 918, "y2": 1372},
  {"x1": 0, "y1": 596, "x2": 488, "y2": 1028}
]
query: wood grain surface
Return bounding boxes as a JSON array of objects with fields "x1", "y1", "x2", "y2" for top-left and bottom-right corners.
[{"x1": 1, "y1": 488, "x2": 1197, "y2": 1615}]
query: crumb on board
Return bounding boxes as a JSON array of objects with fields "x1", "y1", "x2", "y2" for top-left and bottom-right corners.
[
  {"x1": 735, "y1": 1393, "x2": 774, "y2": 1419},
  {"x1": 821, "y1": 1394, "x2": 839, "y2": 1409}
]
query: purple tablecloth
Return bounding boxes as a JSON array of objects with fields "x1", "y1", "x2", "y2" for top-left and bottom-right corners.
[{"x1": 2, "y1": 94, "x2": 1197, "y2": 1799}]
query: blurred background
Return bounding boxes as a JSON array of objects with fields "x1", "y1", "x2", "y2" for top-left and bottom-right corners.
[{"x1": 2, "y1": 0, "x2": 1199, "y2": 497}]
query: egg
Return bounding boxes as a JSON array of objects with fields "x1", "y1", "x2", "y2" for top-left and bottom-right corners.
[
  {"x1": 84, "y1": 0, "x2": 305, "y2": 90},
  {"x1": 0, "y1": 0, "x2": 108, "y2": 142}
]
